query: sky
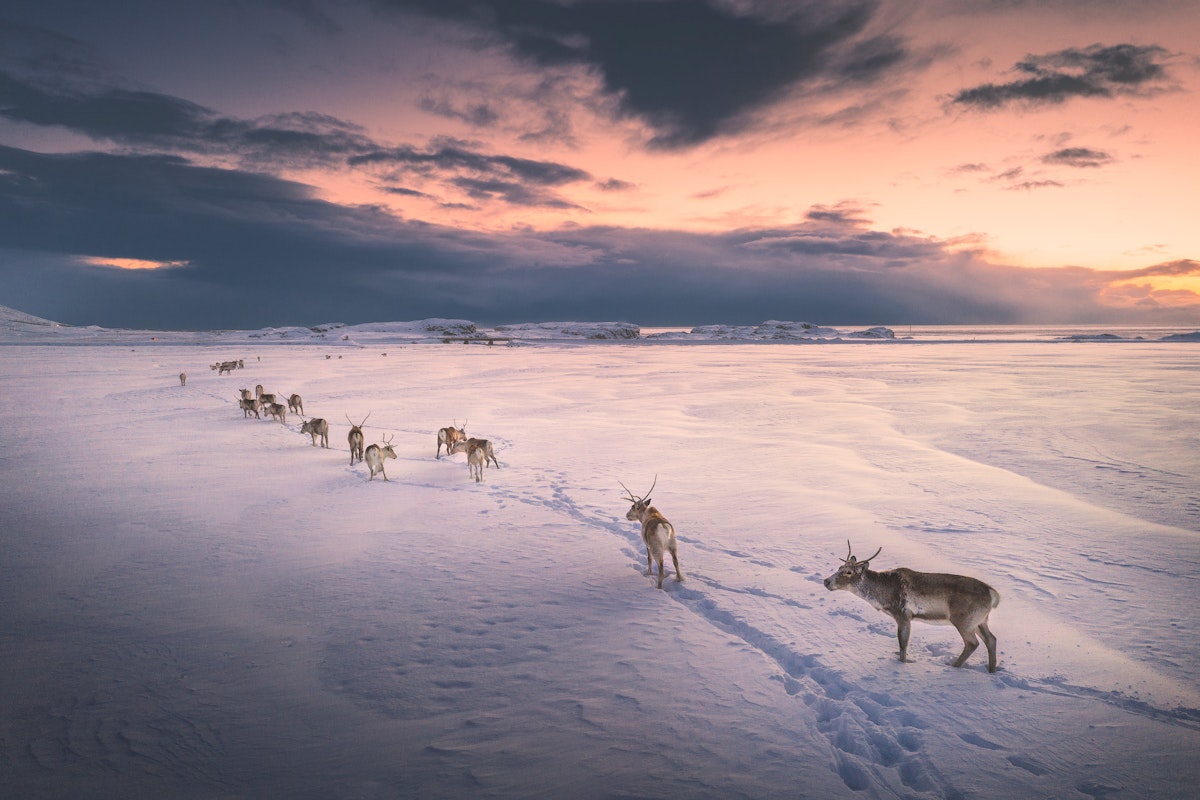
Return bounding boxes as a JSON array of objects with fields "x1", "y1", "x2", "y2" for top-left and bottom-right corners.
[{"x1": 0, "y1": 0, "x2": 1198, "y2": 329}]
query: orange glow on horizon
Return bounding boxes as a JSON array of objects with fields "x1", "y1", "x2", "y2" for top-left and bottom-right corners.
[
  {"x1": 1109, "y1": 274, "x2": 1200, "y2": 304},
  {"x1": 81, "y1": 256, "x2": 189, "y2": 271}
]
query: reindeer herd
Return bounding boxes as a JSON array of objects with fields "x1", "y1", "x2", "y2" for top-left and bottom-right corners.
[
  {"x1": 199, "y1": 359, "x2": 1002, "y2": 672},
  {"x1": 230, "y1": 381, "x2": 502, "y2": 487}
]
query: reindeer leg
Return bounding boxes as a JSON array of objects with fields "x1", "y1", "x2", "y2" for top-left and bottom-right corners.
[
  {"x1": 669, "y1": 542, "x2": 683, "y2": 582},
  {"x1": 656, "y1": 560, "x2": 665, "y2": 589},
  {"x1": 896, "y1": 617, "x2": 912, "y2": 663},
  {"x1": 979, "y1": 621, "x2": 998, "y2": 672},
  {"x1": 952, "y1": 626, "x2": 980, "y2": 668}
]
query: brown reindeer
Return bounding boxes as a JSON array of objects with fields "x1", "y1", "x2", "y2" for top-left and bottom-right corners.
[
  {"x1": 620, "y1": 476, "x2": 683, "y2": 589},
  {"x1": 448, "y1": 437, "x2": 500, "y2": 469},
  {"x1": 300, "y1": 416, "x2": 329, "y2": 448},
  {"x1": 824, "y1": 541, "x2": 1000, "y2": 672},
  {"x1": 467, "y1": 445, "x2": 485, "y2": 482},
  {"x1": 346, "y1": 413, "x2": 369, "y2": 465},
  {"x1": 436, "y1": 420, "x2": 467, "y2": 458},
  {"x1": 265, "y1": 401, "x2": 287, "y2": 424},
  {"x1": 237, "y1": 395, "x2": 260, "y2": 419}
]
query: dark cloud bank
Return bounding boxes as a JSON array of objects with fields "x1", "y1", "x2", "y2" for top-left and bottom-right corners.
[
  {"x1": 377, "y1": 0, "x2": 909, "y2": 147},
  {"x1": 0, "y1": 5, "x2": 1195, "y2": 329}
]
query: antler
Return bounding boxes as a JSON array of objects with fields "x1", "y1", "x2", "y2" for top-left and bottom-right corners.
[
  {"x1": 843, "y1": 540, "x2": 883, "y2": 566},
  {"x1": 617, "y1": 480, "x2": 638, "y2": 501},
  {"x1": 644, "y1": 473, "x2": 657, "y2": 499}
]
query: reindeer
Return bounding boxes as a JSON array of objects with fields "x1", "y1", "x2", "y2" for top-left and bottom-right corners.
[
  {"x1": 288, "y1": 393, "x2": 304, "y2": 416},
  {"x1": 448, "y1": 437, "x2": 500, "y2": 469},
  {"x1": 300, "y1": 417, "x2": 329, "y2": 448},
  {"x1": 346, "y1": 413, "x2": 369, "y2": 465},
  {"x1": 436, "y1": 420, "x2": 467, "y2": 458},
  {"x1": 240, "y1": 388, "x2": 254, "y2": 401},
  {"x1": 218, "y1": 361, "x2": 236, "y2": 375},
  {"x1": 620, "y1": 476, "x2": 683, "y2": 589},
  {"x1": 466, "y1": 445, "x2": 486, "y2": 482},
  {"x1": 365, "y1": 434, "x2": 397, "y2": 481},
  {"x1": 265, "y1": 401, "x2": 287, "y2": 424},
  {"x1": 238, "y1": 396, "x2": 260, "y2": 419},
  {"x1": 824, "y1": 542, "x2": 1001, "y2": 672},
  {"x1": 258, "y1": 391, "x2": 278, "y2": 408}
]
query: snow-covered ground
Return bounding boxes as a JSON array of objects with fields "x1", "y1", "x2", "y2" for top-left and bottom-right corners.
[{"x1": 1, "y1": 309, "x2": 1199, "y2": 799}]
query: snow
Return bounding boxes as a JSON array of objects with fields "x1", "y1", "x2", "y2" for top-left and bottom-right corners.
[{"x1": 2, "y1": 306, "x2": 1199, "y2": 799}]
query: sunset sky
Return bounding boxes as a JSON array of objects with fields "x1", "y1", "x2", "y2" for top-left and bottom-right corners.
[{"x1": 1, "y1": 0, "x2": 1197, "y2": 329}]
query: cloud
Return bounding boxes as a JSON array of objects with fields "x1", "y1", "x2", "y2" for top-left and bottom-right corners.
[
  {"x1": 0, "y1": 65, "x2": 378, "y2": 168},
  {"x1": 1041, "y1": 147, "x2": 1112, "y2": 168},
  {"x1": 951, "y1": 43, "x2": 1175, "y2": 109},
  {"x1": 1115, "y1": 259, "x2": 1200, "y2": 280},
  {"x1": 803, "y1": 201, "x2": 874, "y2": 226},
  {"x1": 451, "y1": 176, "x2": 585, "y2": 209},
  {"x1": 380, "y1": 0, "x2": 910, "y2": 148},
  {"x1": 1007, "y1": 180, "x2": 1064, "y2": 191},
  {"x1": 349, "y1": 139, "x2": 593, "y2": 208},
  {"x1": 417, "y1": 93, "x2": 502, "y2": 127},
  {"x1": 595, "y1": 178, "x2": 636, "y2": 192}
]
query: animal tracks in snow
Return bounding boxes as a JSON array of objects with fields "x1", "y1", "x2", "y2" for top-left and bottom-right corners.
[
  {"x1": 518, "y1": 473, "x2": 1200, "y2": 796},
  {"x1": 523, "y1": 477, "x2": 969, "y2": 796}
]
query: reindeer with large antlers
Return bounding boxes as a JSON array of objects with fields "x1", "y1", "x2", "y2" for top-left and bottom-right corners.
[
  {"x1": 620, "y1": 476, "x2": 683, "y2": 590},
  {"x1": 346, "y1": 412, "x2": 369, "y2": 465},
  {"x1": 824, "y1": 541, "x2": 1001, "y2": 672}
]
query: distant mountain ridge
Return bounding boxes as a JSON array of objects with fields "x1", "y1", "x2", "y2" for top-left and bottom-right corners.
[{"x1": 2, "y1": 303, "x2": 1195, "y2": 345}]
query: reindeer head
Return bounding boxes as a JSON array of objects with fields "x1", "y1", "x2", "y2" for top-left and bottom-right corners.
[
  {"x1": 378, "y1": 433, "x2": 397, "y2": 458},
  {"x1": 823, "y1": 541, "x2": 882, "y2": 591},
  {"x1": 619, "y1": 475, "x2": 657, "y2": 521},
  {"x1": 346, "y1": 412, "x2": 370, "y2": 434}
]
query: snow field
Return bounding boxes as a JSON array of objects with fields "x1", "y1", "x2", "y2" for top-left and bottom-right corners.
[{"x1": 1, "y1": 340, "x2": 1198, "y2": 799}]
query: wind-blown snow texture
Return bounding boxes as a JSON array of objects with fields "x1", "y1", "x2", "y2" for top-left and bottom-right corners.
[{"x1": 1, "y1": 306, "x2": 1198, "y2": 799}]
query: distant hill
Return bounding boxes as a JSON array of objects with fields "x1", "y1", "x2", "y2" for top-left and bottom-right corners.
[{"x1": 0, "y1": 304, "x2": 66, "y2": 335}]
